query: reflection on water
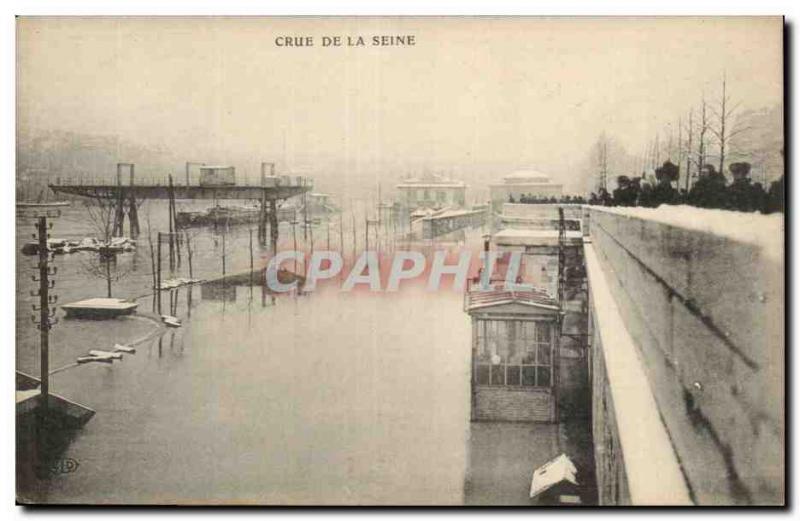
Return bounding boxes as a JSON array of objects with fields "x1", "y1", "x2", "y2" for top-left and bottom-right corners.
[
  {"x1": 20, "y1": 285, "x2": 472, "y2": 504},
  {"x1": 17, "y1": 204, "x2": 589, "y2": 505}
]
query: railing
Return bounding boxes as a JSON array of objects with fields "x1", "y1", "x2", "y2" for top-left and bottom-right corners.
[{"x1": 53, "y1": 175, "x2": 314, "y2": 188}]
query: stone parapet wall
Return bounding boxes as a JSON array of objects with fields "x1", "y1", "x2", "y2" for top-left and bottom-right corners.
[{"x1": 586, "y1": 206, "x2": 784, "y2": 505}]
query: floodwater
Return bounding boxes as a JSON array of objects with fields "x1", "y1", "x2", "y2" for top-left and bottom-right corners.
[{"x1": 16, "y1": 202, "x2": 585, "y2": 505}]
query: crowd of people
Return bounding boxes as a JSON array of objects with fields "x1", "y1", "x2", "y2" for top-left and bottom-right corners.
[
  {"x1": 509, "y1": 160, "x2": 784, "y2": 214},
  {"x1": 593, "y1": 161, "x2": 783, "y2": 213},
  {"x1": 508, "y1": 193, "x2": 588, "y2": 205}
]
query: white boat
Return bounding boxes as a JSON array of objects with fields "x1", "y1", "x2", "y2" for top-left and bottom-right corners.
[
  {"x1": 113, "y1": 344, "x2": 136, "y2": 354},
  {"x1": 161, "y1": 315, "x2": 182, "y2": 328},
  {"x1": 88, "y1": 349, "x2": 124, "y2": 360},
  {"x1": 62, "y1": 298, "x2": 138, "y2": 319},
  {"x1": 17, "y1": 201, "x2": 71, "y2": 208},
  {"x1": 77, "y1": 354, "x2": 114, "y2": 364},
  {"x1": 157, "y1": 277, "x2": 203, "y2": 290}
]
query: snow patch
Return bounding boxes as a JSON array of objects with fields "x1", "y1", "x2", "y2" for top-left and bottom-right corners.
[{"x1": 590, "y1": 205, "x2": 783, "y2": 262}]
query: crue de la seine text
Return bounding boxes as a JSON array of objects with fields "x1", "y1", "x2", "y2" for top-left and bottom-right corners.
[{"x1": 275, "y1": 35, "x2": 416, "y2": 47}]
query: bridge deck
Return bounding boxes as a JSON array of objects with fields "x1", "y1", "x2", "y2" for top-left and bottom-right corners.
[{"x1": 49, "y1": 183, "x2": 311, "y2": 201}]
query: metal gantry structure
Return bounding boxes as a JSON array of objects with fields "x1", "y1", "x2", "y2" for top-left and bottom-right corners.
[
  {"x1": 557, "y1": 207, "x2": 567, "y2": 306},
  {"x1": 49, "y1": 162, "x2": 312, "y2": 251}
]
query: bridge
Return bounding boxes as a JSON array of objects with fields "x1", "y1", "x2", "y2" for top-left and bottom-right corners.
[
  {"x1": 48, "y1": 163, "x2": 313, "y2": 245},
  {"x1": 49, "y1": 180, "x2": 311, "y2": 201}
]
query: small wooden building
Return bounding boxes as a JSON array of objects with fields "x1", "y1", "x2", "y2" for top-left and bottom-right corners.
[{"x1": 465, "y1": 285, "x2": 560, "y2": 422}]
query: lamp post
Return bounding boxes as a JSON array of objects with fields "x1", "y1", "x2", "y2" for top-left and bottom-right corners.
[{"x1": 290, "y1": 216, "x2": 299, "y2": 275}]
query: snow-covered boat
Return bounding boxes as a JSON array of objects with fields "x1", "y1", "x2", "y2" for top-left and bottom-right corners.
[
  {"x1": 161, "y1": 315, "x2": 182, "y2": 328},
  {"x1": 17, "y1": 201, "x2": 71, "y2": 208},
  {"x1": 113, "y1": 344, "x2": 136, "y2": 354}
]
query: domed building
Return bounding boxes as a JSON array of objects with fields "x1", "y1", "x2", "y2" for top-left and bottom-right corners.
[{"x1": 489, "y1": 169, "x2": 563, "y2": 211}]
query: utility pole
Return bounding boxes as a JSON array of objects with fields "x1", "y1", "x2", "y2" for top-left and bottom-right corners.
[
  {"x1": 249, "y1": 228, "x2": 254, "y2": 287},
  {"x1": 302, "y1": 193, "x2": 308, "y2": 241},
  {"x1": 259, "y1": 163, "x2": 275, "y2": 244},
  {"x1": 308, "y1": 219, "x2": 314, "y2": 258},
  {"x1": 326, "y1": 222, "x2": 331, "y2": 250},
  {"x1": 365, "y1": 218, "x2": 369, "y2": 252},
  {"x1": 169, "y1": 175, "x2": 180, "y2": 268},
  {"x1": 221, "y1": 224, "x2": 227, "y2": 277},
  {"x1": 185, "y1": 231, "x2": 194, "y2": 279},
  {"x1": 339, "y1": 211, "x2": 344, "y2": 267},
  {"x1": 168, "y1": 177, "x2": 175, "y2": 271},
  {"x1": 148, "y1": 230, "x2": 157, "y2": 292},
  {"x1": 156, "y1": 232, "x2": 163, "y2": 314},
  {"x1": 291, "y1": 214, "x2": 299, "y2": 274},
  {"x1": 35, "y1": 216, "x2": 56, "y2": 412}
]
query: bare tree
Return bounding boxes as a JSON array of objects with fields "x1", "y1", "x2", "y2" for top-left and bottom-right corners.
[
  {"x1": 694, "y1": 94, "x2": 710, "y2": 179},
  {"x1": 595, "y1": 133, "x2": 609, "y2": 192},
  {"x1": 84, "y1": 198, "x2": 115, "y2": 244},
  {"x1": 666, "y1": 123, "x2": 675, "y2": 163},
  {"x1": 654, "y1": 133, "x2": 660, "y2": 168},
  {"x1": 676, "y1": 117, "x2": 683, "y2": 183},
  {"x1": 683, "y1": 108, "x2": 694, "y2": 191},
  {"x1": 81, "y1": 199, "x2": 131, "y2": 297},
  {"x1": 708, "y1": 71, "x2": 751, "y2": 176}
]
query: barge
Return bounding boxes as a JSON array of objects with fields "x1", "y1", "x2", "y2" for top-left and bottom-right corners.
[
  {"x1": 61, "y1": 298, "x2": 138, "y2": 319},
  {"x1": 176, "y1": 205, "x2": 297, "y2": 227}
]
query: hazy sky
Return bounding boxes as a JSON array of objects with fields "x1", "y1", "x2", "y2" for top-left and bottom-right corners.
[{"x1": 17, "y1": 17, "x2": 783, "y2": 193}]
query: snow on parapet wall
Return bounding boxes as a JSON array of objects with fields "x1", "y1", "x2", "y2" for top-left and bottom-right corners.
[
  {"x1": 586, "y1": 204, "x2": 784, "y2": 504},
  {"x1": 591, "y1": 205, "x2": 784, "y2": 262}
]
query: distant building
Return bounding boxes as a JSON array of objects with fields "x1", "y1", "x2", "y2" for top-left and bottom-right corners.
[
  {"x1": 489, "y1": 170, "x2": 563, "y2": 211},
  {"x1": 492, "y1": 204, "x2": 584, "y2": 299},
  {"x1": 396, "y1": 173, "x2": 467, "y2": 211}
]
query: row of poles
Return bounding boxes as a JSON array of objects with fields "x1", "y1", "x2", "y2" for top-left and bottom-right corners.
[{"x1": 281, "y1": 200, "x2": 411, "y2": 277}]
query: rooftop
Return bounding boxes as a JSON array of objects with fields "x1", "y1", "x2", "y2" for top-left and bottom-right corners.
[
  {"x1": 466, "y1": 283, "x2": 558, "y2": 313},
  {"x1": 61, "y1": 298, "x2": 139, "y2": 310},
  {"x1": 499, "y1": 169, "x2": 558, "y2": 185},
  {"x1": 396, "y1": 172, "x2": 466, "y2": 188},
  {"x1": 530, "y1": 454, "x2": 579, "y2": 499},
  {"x1": 493, "y1": 228, "x2": 584, "y2": 246}
]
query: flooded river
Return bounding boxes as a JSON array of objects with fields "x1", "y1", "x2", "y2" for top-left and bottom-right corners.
[{"x1": 16, "y1": 202, "x2": 579, "y2": 505}]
